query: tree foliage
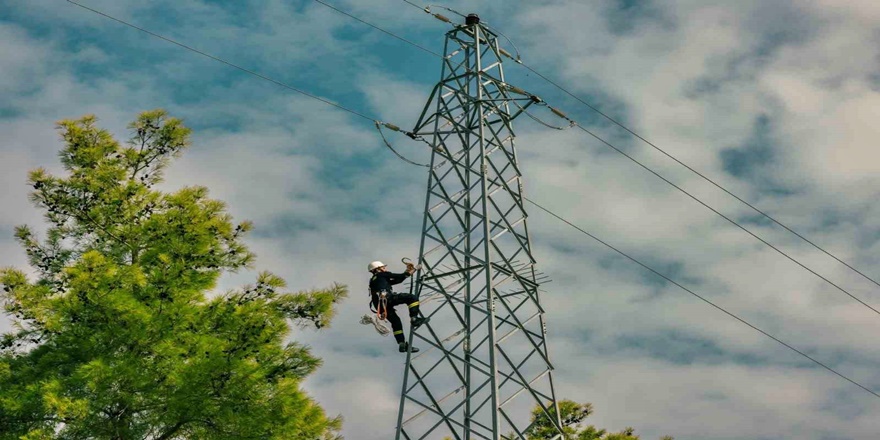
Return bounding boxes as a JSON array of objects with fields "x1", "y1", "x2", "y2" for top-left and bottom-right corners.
[
  {"x1": 516, "y1": 399, "x2": 673, "y2": 440},
  {"x1": 0, "y1": 111, "x2": 348, "y2": 439}
]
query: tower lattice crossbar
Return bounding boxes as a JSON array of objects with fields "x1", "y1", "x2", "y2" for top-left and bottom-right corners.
[{"x1": 395, "y1": 16, "x2": 565, "y2": 440}]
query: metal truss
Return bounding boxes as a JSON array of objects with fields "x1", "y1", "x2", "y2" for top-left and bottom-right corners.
[{"x1": 395, "y1": 16, "x2": 565, "y2": 440}]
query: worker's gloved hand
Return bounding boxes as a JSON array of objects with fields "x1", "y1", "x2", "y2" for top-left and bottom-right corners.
[{"x1": 405, "y1": 263, "x2": 416, "y2": 275}]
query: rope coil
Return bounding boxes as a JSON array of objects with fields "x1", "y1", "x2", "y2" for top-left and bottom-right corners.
[{"x1": 359, "y1": 314, "x2": 391, "y2": 336}]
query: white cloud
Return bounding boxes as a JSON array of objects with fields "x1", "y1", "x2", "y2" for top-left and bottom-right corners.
[{"x1": 2, "y1": 1, "x2": 880, "y2": 439}]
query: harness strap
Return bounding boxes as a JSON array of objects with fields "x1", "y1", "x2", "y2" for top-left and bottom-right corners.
[{"x1": 377, "y1": 294, "x2": 389, "y2": 321}]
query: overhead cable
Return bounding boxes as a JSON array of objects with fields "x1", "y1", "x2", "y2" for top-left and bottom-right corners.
[
  {"x1": 381, "y1": 0, "x2": 880, "y2": 400},
  {"x1": 312, "y1": 0, "x2": 880, "y2": 315},
  {"x1": 396, "y1": 0, "x2": 880, "y2": 292},
  {"x1": 66, "y1": 1, "x2": 375, "y2": 121},
  {"x1": 570, "y1": 123, "x2": 880, "y2": 316},
  {"x1": 401, "y1": 0, "x2": 428, "y2": 11},
  {"x1": 375, "y1": 122, "x2": 430, "y2": 167},
  {"x1": 516, "y1": 39, "x2": 880, "y2": 293},
  {"x1": 523, "y1": 197, "x2": 880, "y2": 401},
  {"x1": 71, "y1": 0, "x2": 880, "y2": 403},
  {"x1": 66, "y1": 0, "x2": 425, "y2": 161},
  {"x1": 512, "y1": 101, "x2": 574, "y2": 131},
  {"x1": 376, "y1": 107, "x2": 880, "y2": 401},
  {"x1": 313, "y1": 0, "x2": 443, "y2": 58}
]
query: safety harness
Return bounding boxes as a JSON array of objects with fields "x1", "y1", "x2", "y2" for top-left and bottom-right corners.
[
  {"x1": 368, "y1": 272, "x2": 388, "y2": 316},
  {"x1": 362, "y1": 258, "x2": 423, "y2": 336},
  {"x1": 362, "y1": 281, "x2": 393, "y2": 337},
  {"x1": 376, "y1": 292, "x2": 389, "y2": 321}
]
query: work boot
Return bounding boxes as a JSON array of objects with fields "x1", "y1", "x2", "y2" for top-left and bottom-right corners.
[
  {"x1": 398, "y1": 342, "x2": 420, "y2": 353},
  {"x1": 411, "y1": 316, "x2": 430, "y2": 329}
]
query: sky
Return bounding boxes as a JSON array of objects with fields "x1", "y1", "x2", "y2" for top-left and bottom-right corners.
[{"x1": 2, "y1": 0, "x2": 880, "y2": 439}]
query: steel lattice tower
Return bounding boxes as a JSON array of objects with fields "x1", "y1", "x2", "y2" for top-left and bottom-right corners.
[{"x1": 395, "y1": 15, "x2": 565, "y2": 440}]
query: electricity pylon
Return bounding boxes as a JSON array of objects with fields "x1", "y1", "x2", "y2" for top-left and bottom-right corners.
[{"x1": 395, "y1": 14, "x2": 565, "y2": 440}]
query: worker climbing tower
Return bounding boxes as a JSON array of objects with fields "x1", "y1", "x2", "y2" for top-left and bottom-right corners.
[{"x1": 395, "y1": 14, "x2": 565, "y2": 440}]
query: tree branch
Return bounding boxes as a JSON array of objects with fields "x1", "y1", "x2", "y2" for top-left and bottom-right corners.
[{"x1": 155, "y1": 419, "x2": 187, "y2": 440}]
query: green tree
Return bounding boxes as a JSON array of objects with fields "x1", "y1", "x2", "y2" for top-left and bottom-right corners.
[
  {"x1": 522, "y1": 399, "x2": 673, "y2": 440},
  {"x1": 0, "y1": 111, "x2": 348, "y2": 439}
]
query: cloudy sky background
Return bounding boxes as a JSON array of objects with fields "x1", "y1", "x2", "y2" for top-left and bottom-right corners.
[{"x1": 2, "y1": 0, "x2": 880, "y2": 438}]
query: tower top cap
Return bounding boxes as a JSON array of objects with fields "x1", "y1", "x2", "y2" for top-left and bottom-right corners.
[{"x1": 466, "y1": 13, "x2": 480, "y2": 25}]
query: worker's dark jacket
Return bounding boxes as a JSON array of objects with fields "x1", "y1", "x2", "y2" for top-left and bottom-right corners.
[
  {"x1": 369, "y1": 271, "x2": 411, "y2": 298},
  {"x1": 369, "y1": 270, "x2": 419, "y2": 344}
]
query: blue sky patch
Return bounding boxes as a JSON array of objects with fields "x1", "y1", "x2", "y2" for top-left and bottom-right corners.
[
  {"x1": 613, "y1": 330, "x2": 767, "y2": 366},
  {"x1": 3, "y1": 2, "x2": 880, "y2": 439}
]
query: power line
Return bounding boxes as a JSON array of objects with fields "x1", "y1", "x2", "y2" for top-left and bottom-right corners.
[
  {"x1": 66, "y1": 0, "x2": 376, "y2": 122},
  {"x1": 375, "y1": 107, "x2": 880, "y2": 401},
  {"x1": 309, "y1": 0, "x2": 880, "y2": 316},
  {"x1": 398, "y1": 0, "x2": 467, "y2": 20},
  {"x1": 396, "y1": 0, "x2": 880, "y2": 293},
  {"x1": 375, "y1": 122, "x2": 430, "y2": 167},
  {"x1": 381, "y1": 0, "x2": 880, "y2": 401},
  {"x1": 375, "y1": 105, "x2": 880, "y2": 402},
  {"x1": 515, "y1": 40, "x2": 880, "y2": 293},
  {"x1": 66, "y1": 0, "x2": 430, "y2": 165},
  {"x1": 519, "y1": 49, "x2": 880, "y2": 296},
  {"x1": 400, "y1": 0, "x2": 426, "y2": 11},
  {"x1": 572, "y1": 123, "x2": 880, "y2": 316},
  {"x1": 317, "y1": 0, "x2": 446, "y2": 60},
  {"x1": 69, "y1": 0, "x2": 880, "y2": 405},
  {"x1": 313, "y1": 0, "x2": 443, "y2": 58},
  {"x1": 523, "y1": 196, "x2": 880, "y2": 401}
]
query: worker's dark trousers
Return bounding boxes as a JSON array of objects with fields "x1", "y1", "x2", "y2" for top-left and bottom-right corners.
[{"x1": 374, "y1": 292, "x2": 421, "y2": 344}]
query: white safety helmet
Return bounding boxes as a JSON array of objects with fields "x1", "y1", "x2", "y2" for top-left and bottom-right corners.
[{"x1": 367, "y1": 261, "x2": 386, "y2": 272}]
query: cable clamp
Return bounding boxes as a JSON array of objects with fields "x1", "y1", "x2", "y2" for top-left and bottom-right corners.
[
  {"x1": 550, "y1": 107, "x2": 569, "y2": 120},
  {"x1": 379, "y1": 121, "x2": 401, "y2": 132},
  {"x1": 375, "y1": 121, "x2": 430, "y2": 167},
  {"x1": 504, "y1": 83, "x2": 543, "y2": 104},
  {"x1": 498, "y1": 48, "x2": 523, "y2": 63},
  {"x1": 505, "y1": 83, "x2": 528, "y2": 96},
  {"x1": 547, "y1": 107, "x2": 578, "y2": 127}
]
